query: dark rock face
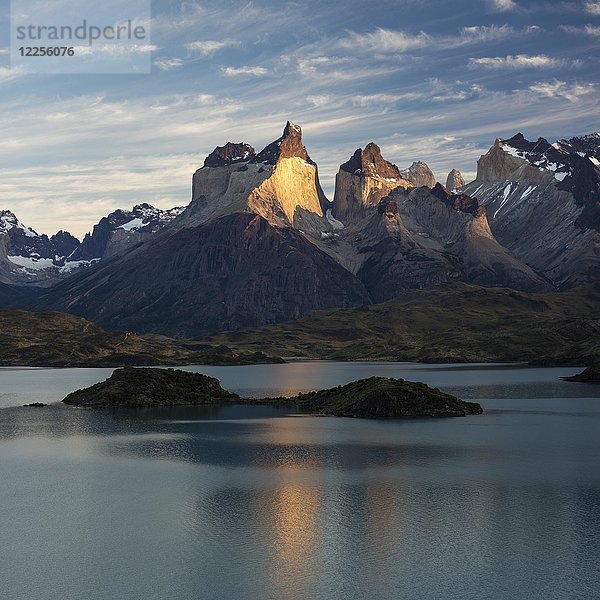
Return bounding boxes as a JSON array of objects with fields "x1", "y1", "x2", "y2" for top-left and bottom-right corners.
[
  {"x1": 204, "y1": 142, "x2": 256, "y2": 167},
  {"x1": 32, "y1": 212, "x2": 370, "y2": 337},
  {"x1": 561, "y1": 366, "x2": 600, "y2": 383},
  {"x1": 273, "y1": 376, "x2": 483, "y2": 418},
  {"x1": 430, "y1": 183, "x2": 485, "y2": 217},
  {"x1": 340, "y1": 143, "x2": 404, "y2": 180},
  {"x1": 23, "y1": 402, "x2": 46, "y2": 407},
  {"x1": 253, "y1": 121, "x2": 314, "y2": 165},
  {"x1": 63, "y1": 367, "x2": 240, "y2": 407},
  {"x1": 347, "y1": 185, "x2": 549, "y2": 302}
]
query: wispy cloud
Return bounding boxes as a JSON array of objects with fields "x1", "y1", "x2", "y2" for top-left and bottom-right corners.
[
  {"x1": 561, "y1": 23, "x2": 600, "y2": 36},
  {"x1": 338, "y1": 28, "x2": 431, "y2": 52},
  {"x1": 528, "y1": 80, "x2": 596, "y2": 102},
  {"x1": 338, "y1": 24, "x2": 539, "y2": 55},
  {"x1": 221, "y1": 66, "x2": 269, "y2": 77},
  {"x1": 584, "y1": 1, "x2": 600, "y2": 15},
  {"x1": 469, "y1": 54, "x2": 580, "y2": 69},
  {"x1": 154, "y1": 57, "x2": 184, "y2": 71},
  {"x1": 0, "y1": 66, "x2": 25, "y2": 85},
  {"x1": 351, "y1": 92, "x2": 424, "y2": 106},
  {"x1": 447, "y1": 24, "x2": 537, "y2": 46},
  {"x1": 306, "y1": 95, "x2": 333, "y2": 107},
  {"x1": 185, "y1": 39, "x2": 239, "y2": 55},
  {"x1": 489, "y1": 0, "x2": 518, "y2": 12}
]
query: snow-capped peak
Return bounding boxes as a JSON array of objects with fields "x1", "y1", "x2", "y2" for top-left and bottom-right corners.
[{"x1": 0, "y1": 210, "x2": 37, "y2": 237}]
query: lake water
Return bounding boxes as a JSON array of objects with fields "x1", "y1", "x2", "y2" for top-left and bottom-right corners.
[{"x1": 0, "y1": 362, "x2": 599, "y2": 599}]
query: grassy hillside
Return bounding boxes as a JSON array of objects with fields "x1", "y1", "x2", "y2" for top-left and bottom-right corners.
[
  {"x1": 0, "y1": 309, "x2": 282, "y2": 367},
  {"x1": 210, "y1": 283, "x2": 600, "y2": 365}
]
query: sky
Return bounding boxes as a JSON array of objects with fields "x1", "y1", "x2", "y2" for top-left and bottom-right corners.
[{"x1": 0, "y1": 0, "x2": 599, "y2": 237}]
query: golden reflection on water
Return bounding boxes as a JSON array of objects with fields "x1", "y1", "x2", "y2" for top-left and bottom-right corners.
[{"x1": 256, "y1": 418, "x2": 323, "y2": 596}]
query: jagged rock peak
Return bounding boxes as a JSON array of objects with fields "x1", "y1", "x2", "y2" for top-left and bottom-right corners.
[
  {"x1": 400, "y1": 161, "x2": 436, "y2": 188},
  {"x1": 253, "y1": 121, "x2": 314, "y2": 165},
  {"x1": 204, "y1": 142, "x2": 256, "y2": 168},
  {"x1": 431, "y1": 183, "x2": 485, "y2": 217},
  {"x1": 340, "y1": 143, "x2": 406, "y2": 181},
  {"x1": 0, "y1": 210, "x2": 37, "y2": 236},
  {"x1": 501, "y1": 133, "x2": 552, "y2": 154},
  {"x1": 446, "y1": 169, "x2": 465, "y2": 190}
]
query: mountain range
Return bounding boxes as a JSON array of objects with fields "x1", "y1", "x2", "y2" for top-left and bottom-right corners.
[{"x1": 1, "y1": 122, "x2": 598, "y2": 338}]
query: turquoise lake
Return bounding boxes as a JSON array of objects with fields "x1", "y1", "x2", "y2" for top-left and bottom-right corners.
[{"x1": 0, "y1": 362, "x2": 599, "y2": 599}]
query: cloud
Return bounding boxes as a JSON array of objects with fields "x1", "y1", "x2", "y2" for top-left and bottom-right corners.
[
  {"x1": 306, "y1": 95, "x2": 333, "y2": 107},
  {"x1": 221, "y1": 66, "x2": 269, "y2": 77},
  {"x1": 561, "y1": 24, "x2": 600, "y2": 35},
  {"x1": 469, "y1": 54, "x2": 579, "y2": 69},
  {"x1": 338, "y1": 28, "x2": 431, "y2": 52},
  {"x1": 489, "y1": 0, "x2": 518, "y2": 11},
  {"x1": 351, "y1": 93, "x2": 424, "y2": 106},
  {"x1": 185, "y1": 39, "x2": 239, "y2": 55},
  {"x1": 584, "y1": 1, "x2": 600, "y2": 15},
  {"x1": 154, "y1": 57, "x2": 184, "y2": 71},
  {"x1": 0, "y1": 66, "x2": 25, "y2": 85},
  {"x1": 528, "y1": 80, "x2": 596, "y2": 102},
  {"x1": 297, "y1": 56, "x2": 352, "y2": 76},
  {"x1": 343, "y1": 24, "x2": 539, "y2": 53},
  {"x1": 72, "y1": 44, "x2": 159, "y2": 57},
  {"x1": 448, "y1": 24, "x2": 530, "y2": 46}
]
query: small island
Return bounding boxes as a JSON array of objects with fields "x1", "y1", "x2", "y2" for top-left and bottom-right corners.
[
  {"x1": 561, "y1": 366, "x2": 600, "y2": 383},
  {"x1": 63, "y1": 367, "x2": 483, "y2": 418},
  {"x1": 63, "y1": 367, "x2": 239, "y2": 407},
  {"x1": 282, "y1": 377, "x2": 483, "y2": 418}
]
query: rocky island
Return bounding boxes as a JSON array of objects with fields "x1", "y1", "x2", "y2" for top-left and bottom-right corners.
[
  {"x1": 561, "y1": 366, "x2": 600, "y2": 383},
  {"x1": 283, "y1": 377, "x2": 483, "y2": 418},
  {"x1": 63, "y1": 367, "x2": 483, "y2": 418},
  {"x1": 63, "y1": 367, "x2": 239, "y2": 407}
]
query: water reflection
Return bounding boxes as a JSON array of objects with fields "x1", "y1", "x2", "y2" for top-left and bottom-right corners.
[{"x1": 1, "y1": 364, "x2": 600, "y2": 599}]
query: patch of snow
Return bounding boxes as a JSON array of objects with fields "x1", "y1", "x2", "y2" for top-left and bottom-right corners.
[
  {"x1": 60, "y1": 259, "x2": 100, "y2": 274},
  {"x1": 493, "y1": 183, "x2": 513, "y2": 218},
  {"x1": 521, "y1": 185, "x2": 536, "y2": 199},
  {"x1": 590, "y1": 157, "x2": 600, "y2": 167},
  {"x1": 118, "y1": 218, "x2": 145, "y2": 231},
  {"x1": 501, "y1": 144, "x2": 526, "y2": 159},
  {"x1": 0, "y1": 211, "x2": 37, "y2": 237},
  {"x1": 326, "y1": 209, "x2": 344, "y2": 230},
  {"x1": 8, "y1": 255, "x2": 54, "y2": 271}
]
